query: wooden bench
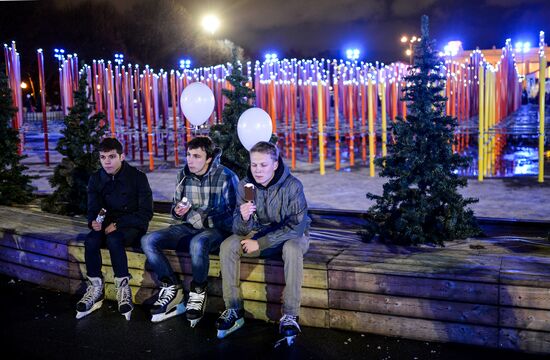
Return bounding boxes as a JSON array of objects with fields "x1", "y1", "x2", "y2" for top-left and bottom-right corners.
[{"x1": 1, "y1": 205, "x2": 550, "y2": 354}]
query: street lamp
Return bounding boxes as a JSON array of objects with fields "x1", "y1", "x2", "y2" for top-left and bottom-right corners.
[
  {"x1": 400, "y1": 35, "x2": 421, "y2": 65},
  {"x1": 201, "y1": 14, "x2": 220, "y2": 65},
  {"x1": 265, "y1": 53, "x2": 279, "y2": 63},
  {"x1": 54, "y1": 48, "x2": 65, "y2": 66},
  {"x1": 179, "y1": 59, "x2": 192, "y2": 69},
  {"x1": 345, "y1": 48, "x2": 360, "y2": 61},
  {"x1": 201, "y1": 14, "x2": 220, "y2": 35},
  {"x1": 114, "y1": 53, "x2": 124, "y2": 66}
]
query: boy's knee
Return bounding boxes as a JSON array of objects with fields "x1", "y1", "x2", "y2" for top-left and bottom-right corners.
[{"x1": 220, "y1": 235, "x2": 242, "y2": 256}]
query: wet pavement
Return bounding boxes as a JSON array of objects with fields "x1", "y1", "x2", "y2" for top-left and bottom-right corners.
[{"x1": 1, "y1": 275, "x2": 546, "y2": 360}]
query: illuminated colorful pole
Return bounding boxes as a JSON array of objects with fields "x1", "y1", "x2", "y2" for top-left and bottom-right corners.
[
  {"x1": 317, "y1": 77, "x2": 325, "y2": 175},
  {"x1": 37, "y1": 49, "x2": 50, "y2": 166},
  {"x1": 478, "y1": 65, "x2": 485, "y2": 182},
  {"x1": 539, "y1": 31, "x2": 546, "y2": 183},
  {"x1": 367, "y1": 75, "x2": 375, "y2": 177},
  {"x1": 381, "y1": 79, "x2": 387, "y2": 157},
  {"x1": 334, "y1": 80, "x2": 341, "y2": 170}
]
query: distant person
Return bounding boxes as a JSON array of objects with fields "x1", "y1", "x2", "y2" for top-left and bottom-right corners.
[
  {"x1": 216, "y1": 141, "x2": 310, "y2": 346},
  {"x1": 141, "y1": 136, "x2": 238, "y2": 326},
  {"x1": 76, "y1": 138, "x2": 153, "y2": 320}
]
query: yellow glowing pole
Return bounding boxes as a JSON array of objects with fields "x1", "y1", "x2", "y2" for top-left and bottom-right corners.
[
  {"x1": 491, "y1": 71, "x2": 497, "y2": 175},
  {"x1": 381, "y1": 80, "x2": 387, "y2": 157},
  {"x1": 367, "y1": 76, "x2": 375, "y2": 177},
  {"x1": 317, "y1": 78, "x2": 325, "y2": 175},
  {"x1": 539, "y1": 32, "x2": 546, "y2": 183},
  {"x1": 478, "y1": 65, "x2": 484, "y2": 181}
]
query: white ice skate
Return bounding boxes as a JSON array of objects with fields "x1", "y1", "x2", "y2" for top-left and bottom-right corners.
[
  {"x1": 115, "y1": 276, "x2": 133, "y2": 320},
  {"x1": 75, "y1": 277, "x2": 104, "y2": 319},
  {"x1": 215, "y1": 308, "x2": 245, "y2": 339},
  {"x1": 150, "y1": 283, "x2": 185, "y2": 323}
]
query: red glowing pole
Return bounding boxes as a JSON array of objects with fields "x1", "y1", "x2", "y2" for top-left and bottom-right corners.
[
  {"x1": 361, "y1": 81, "x2": 367, "y2": 164},
  {"x1": 170, "y1": 71, "x2": 179, "y2": 166}
]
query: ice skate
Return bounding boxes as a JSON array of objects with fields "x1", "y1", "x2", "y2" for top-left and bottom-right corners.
[
  {"x1": 275, "y1": 314, "x2": 301, "y2": 347},
  {"x1": 186, "y1": 282, "x2": 207, "y2": 328},
  {"x1": 115, "y1": 276, "x2": 133, "y2": 320},
  {"x1": 75, "y1": 276, "x2": 104, "y2": 319},
  {"x1": 150, "y1": 282, "x2": 185, "y2": 323},
  {"x1": 215, "y1": 308, "x2": 245, "y2": 339}
]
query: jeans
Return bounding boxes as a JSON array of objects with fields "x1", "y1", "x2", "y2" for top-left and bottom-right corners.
[
  {"x1": 84, "y1": 228, "x2": 143, "y2": 278},
  {"x1": 141, "y1": 224, "x2": 225, "y2": 285},
  {"x1": 220, "y1": 233, "x2": 310, "y2": 317}
]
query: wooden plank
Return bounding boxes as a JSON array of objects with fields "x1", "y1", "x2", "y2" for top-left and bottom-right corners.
[
  {"x1": 328, "y1": 260, "x2": 499, "y2": 282},
  {"x1": 499, "y1": 328, "x2": 550, "y2": 354},
  {"x1": 500, "y1": 285, "x2": 550, "y2": 310},
  {"x1": 329, "y1": 290, "x2": 498, "y2": 326},
  {"x1": 500, "y1": 308, "x2": 550, "y2": 331},
  {"x1": 0, "y1": 233, "x2": 69, "y2": 259},
  {"x1": 0, "y1": 246, "x2": 69, "y2": 277},
  {"x1": 329, "y1": 270, "x2": 499, "y2": 304},
  {"x1": 330, "y1": 309, "x2": 498, "y2": 347},
  {"x1": 0, "y1": 261, "x2": 70, "y2": 293}
]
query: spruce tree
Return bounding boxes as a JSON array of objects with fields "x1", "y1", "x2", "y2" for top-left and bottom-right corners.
[
  {"x1": 365, "y1": 15, "x2": 480, "y2": 246},
  {"x1": 0, "y1": 66, "x2": 34, "y2": 205},
  {"x1": 209, "y1": 51, "x2": 255, "y2": 178},
  {"x1": 42, "y1": 72, "x2": 106, "y2": 215}
]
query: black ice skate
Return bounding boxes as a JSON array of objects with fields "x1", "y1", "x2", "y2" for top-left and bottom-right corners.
[
  {"x1": 186, "y1": 282, "x2": 207, "y2": 328},
  {"x1": 150, "y1": 282, "x2": 185, "y2": 323},
  {"x1": 215, "y1": 308, "x2": 245, "y2": 339},
  {"x1": 275, "y1": 314, "x2": 301, "y2": 347},
  {"x1": 115, "y1": 276, "x2": 133, "y2": 320},
  {"x1": 75, "y1": 276, "x2": 104, "y2": 319}
]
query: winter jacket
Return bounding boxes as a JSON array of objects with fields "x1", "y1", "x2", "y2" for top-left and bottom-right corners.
[
  {"x1": 87, "y1": 161, "x2": 153, "y2": 233},
  {"x1": 233, "y1": 157, "x2": 311, "y2": 251},
  {"x1": 171, "y1": 148, "x2": 239, "y2": 233}
]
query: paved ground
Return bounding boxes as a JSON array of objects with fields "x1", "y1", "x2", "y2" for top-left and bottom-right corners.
[
  {"x1": 25, "y1": 156, "x2": 550, "y2": 222},
  {"x1": 1, "y1": 275, "x2": 545, "y2": 360}
]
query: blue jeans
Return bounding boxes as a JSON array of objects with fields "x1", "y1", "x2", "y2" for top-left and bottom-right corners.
[{"x1": 141, "y1": 224, "x2": 225, "y2": 285}]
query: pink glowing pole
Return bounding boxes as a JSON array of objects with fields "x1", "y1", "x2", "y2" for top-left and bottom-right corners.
[{"x1": 37, "y1": 49, "x2": 50, "y2": 165}]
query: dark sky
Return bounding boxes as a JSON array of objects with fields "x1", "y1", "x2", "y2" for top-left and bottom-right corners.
[{"x1": 1, "y1": 0, "x2": 549, "y2": 67}]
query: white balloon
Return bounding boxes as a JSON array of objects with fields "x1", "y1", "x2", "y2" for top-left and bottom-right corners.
[
  {"x1": 180, "y1": 82, "x2": 215, "y2": 126},
  {"x1": 237, "y1": 108, "x2": 273, "y2": 150}
]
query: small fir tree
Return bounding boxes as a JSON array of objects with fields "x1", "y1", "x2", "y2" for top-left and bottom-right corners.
[
  {"x1": 42, "y1": 73, "x2": 106, "y2": 215},
  {"x1": 0, "y1": 66, "x2": 34, "y2": 205},
  {"x1": 209, "y1": 50, "x2": 256, "y2": 178},
  {"x1": 365, "y1": 15, "x2": 480, "y2": 246}
]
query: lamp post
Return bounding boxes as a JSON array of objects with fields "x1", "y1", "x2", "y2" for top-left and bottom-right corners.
[
  {"x1": 54, "y1": 48, "x2": 65, "y2": 66},
  {"x1": 515, "y1": 41, "x2": 531, "y2": 88},
  {"x1": 201, "y1": 14, "x2": 220, "y2": 65},
  {"x1": 114, "y1": 53, "x2": 124, "y2": 66},
  {"x1": 401, "y1": 35, "x2": 420, "y2": 65},
  {"x1": 345, "y1": 48, "x2": 360, "y2": 62},
  {"x1": 179, "y1": 59, "x2": 192, "y2": 70}
]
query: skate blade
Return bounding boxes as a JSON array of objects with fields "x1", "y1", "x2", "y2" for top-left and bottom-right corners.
[
  {"x1": 188, "y1": 317, "x2": 202, "y2": 328},
  {"x1": 151, "y1": 303, "x2": 186, "y2": 323},
  {"x1": 75, "y1": 300, "x2": 103, "y2": 319},
  {"x1": 216, "y1": 318, "x2": 244, "y2": 339},
  {"x1": 274, "y1": 335, "x2": 297, "y2": 348},
  {"x1": 123, "y1": 310, "x2": 132, "y2": 321}
]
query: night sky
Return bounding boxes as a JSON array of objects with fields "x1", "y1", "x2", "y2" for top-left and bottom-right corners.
[{"x1": 1, "y1": 0, "x2": 549, "y2": 70}]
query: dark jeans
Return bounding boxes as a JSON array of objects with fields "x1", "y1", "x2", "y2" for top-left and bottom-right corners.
[
  {"x1": 140, "y1": 224, "x2": 225, "y2": 285},
  {"x1": 84, "y1": 228, "x2": 143, "y2": 278}
]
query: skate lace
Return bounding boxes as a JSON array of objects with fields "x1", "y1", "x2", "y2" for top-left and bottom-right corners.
[
  {"x1": 219, "y1": 308, "x2": 239, "y2": 322},
  {"x1": 116, "y1": 281, "x2": 132, "y2": 306},
  {"x1": 280, "y1": 314, "x2": 301, "y2": 332},
  {"x1": 81, "y1": 283, "x2": 101, "y2": 306},
  {"x1": 187, "y1": 290, "x2": 205, "y2": 311},
  {"x1": 154, "y1": 285, "x2": 177, "y2": 307}
]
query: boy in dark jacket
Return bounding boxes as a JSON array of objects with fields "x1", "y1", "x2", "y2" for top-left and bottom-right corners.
[
  {"x1": 76, "y1": 138, "x2": 153, "y2": 320},
  {"x1": 141, "y1": 136, "x2": 239, "y2": 325},
  {"x1": 216, "y1": 141, "x2": 310, "y2": 343}
]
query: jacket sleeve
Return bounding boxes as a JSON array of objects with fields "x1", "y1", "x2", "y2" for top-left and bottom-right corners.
[
  {"x1": 208, "y1": 171, "x2": 239, "y2": 232},
  {"x1": 115, "y1": 172, "x2": 154, "y2": 229},
  {"x1": 171, "y1": 171, "x2": 184, "y2": 221},
  {"x1": 256, "y1": 180, "x2": 310, "y2": 251},
  {"x1": 86, "y1": 174, "x2": 101, "y2": 229},
  {"x1": 232, "y1": 181, "x2": 257, "y2": 236}
]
